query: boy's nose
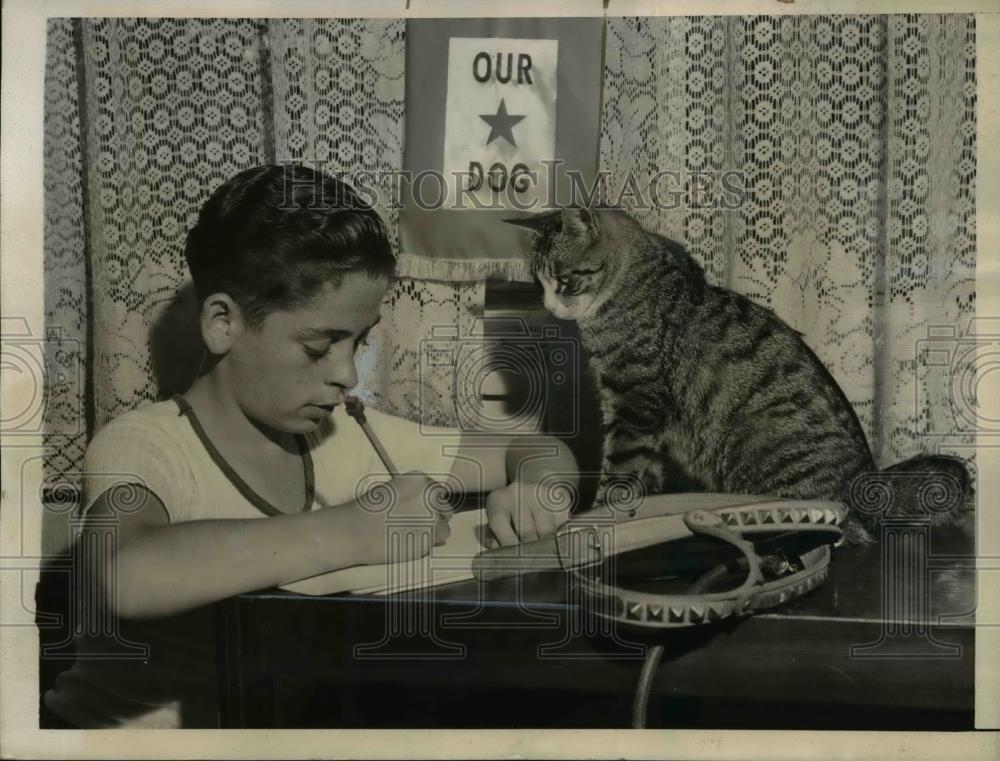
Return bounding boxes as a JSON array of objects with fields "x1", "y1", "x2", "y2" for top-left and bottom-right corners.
[{"x1": 325, "y1": 353, "x2": 358, "y2": 390}]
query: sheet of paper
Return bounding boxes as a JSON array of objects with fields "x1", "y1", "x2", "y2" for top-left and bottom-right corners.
[{"x1": 280, "y1": 508, "x2": 488, "y2": 596}]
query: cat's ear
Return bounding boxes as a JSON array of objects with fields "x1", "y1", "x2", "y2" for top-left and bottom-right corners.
[
  {"x1": 502, "y1": 211, "x2": 558, "y2": 235},
  {"x1": 562, "y1": 206, "x2": 600, "y2": 244}
]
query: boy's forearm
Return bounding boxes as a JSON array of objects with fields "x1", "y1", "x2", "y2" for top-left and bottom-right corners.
[{"x1": 108, "y1": 504, "x2": 371, "y2": 618}]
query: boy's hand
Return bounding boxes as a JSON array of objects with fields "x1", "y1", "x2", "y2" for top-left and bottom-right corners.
[
  {"x1": 484, "y1": 479, "x2": 573, "y2": 547},
  {"x1": 354, "y1": 471, "x2": 453, "y2": 564}
]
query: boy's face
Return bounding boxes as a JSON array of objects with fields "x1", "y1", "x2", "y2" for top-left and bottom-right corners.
[{"x1": 227, "y1": 272, "x2": 389, "y2": 433}]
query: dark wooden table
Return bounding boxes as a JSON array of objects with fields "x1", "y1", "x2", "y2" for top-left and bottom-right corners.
[{"x1": 216, "y1": 514, "x2": 975, "y2": 729}]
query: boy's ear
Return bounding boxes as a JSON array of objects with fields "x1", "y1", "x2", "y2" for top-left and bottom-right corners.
[
  {"x1": 562, "y1": 205, "x2": 599, "y2": 244},
  {"x1": 199, "y1": 293, "x2": 242, "y2": 354},
  {"x1": 502, "y1": 210, "x2": 559, "y2": 235}
]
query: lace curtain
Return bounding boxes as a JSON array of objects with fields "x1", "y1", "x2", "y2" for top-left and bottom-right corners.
[
  {"x1": 42, "y1": 18, "x2": 483, "y2": 492},
  {"x1": 43, "y1": 15, "x2": 976, "y2": 488},
  {"x1": 264, "y1": 19, "x2": 485, "y2": 424},
  {"x1": 600, "y1": 15, "x2": 976, "y2": 469}
]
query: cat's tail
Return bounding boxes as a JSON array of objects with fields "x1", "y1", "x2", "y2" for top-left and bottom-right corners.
[{"x1": 845, "y1": 454, "x2": 974, "y2": 543}]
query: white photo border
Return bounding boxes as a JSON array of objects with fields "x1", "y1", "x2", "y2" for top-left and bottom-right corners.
[{"x1": 2, "y1": 0, "x2": 997, "y2": 758}]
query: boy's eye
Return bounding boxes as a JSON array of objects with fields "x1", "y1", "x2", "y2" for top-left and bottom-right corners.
[
  {"x1": 303, "y1": 342, "x2": 331, "y2": 359},
  {"x1": 302, "y1": 328, "x2": 373, "y2": 360}
]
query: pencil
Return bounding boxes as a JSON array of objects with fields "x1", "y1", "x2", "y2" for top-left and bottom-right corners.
[{"x1": 344, "y1": 395, "x2": 400, "y2": 476}]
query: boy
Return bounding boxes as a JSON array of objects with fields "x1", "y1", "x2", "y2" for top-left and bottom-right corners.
[{"x1": 43, "y1": 165, "x2": 579, "y2": 728}]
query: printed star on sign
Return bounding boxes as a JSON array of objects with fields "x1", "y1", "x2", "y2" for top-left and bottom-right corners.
[{"x1": 479, "y1": 99, "x2": 526, "y2": 147}]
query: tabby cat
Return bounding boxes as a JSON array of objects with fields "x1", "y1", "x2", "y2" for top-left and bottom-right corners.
[{"x1": 506, "y1": 206, "x2": 970, "y2": 543}]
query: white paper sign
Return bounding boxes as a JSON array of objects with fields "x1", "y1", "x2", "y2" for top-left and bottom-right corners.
[{"x1": 442, "y1": 37, "x2": 558, "y2": 209}]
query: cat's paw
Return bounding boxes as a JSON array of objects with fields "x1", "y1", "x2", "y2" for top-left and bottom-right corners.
[
  {"x1": 592, "y1": 474, "x2": 646, "y2": 517},
  {"x1": 840, "y1": 516, "x2": 876, "y2": 546}
]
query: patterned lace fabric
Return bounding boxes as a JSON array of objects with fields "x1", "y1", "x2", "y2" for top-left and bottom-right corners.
[
  {"x1": 43, "y1": 16, "x2": 977, "y2": 491},
  {"x1": 353, "y1": 278, "x2": 485, "y2": 427},
  {"x1": 600, "y1": 15, "x2": 976, "y2": 470},
  {"x1": 76, "y1": 18, "x2": 271, "y2": 427},
  {"x1": 269, "y1": 19, "x2": 406, "y2": 254},
  {"x1": 42, "y1": 18, "x2": 479, "y2": 492},
  {"x1": 42, "y1": 20, "x2": 89, "y2": 492}
]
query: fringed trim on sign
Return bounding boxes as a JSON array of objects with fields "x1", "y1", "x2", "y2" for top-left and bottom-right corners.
[{"x1": 395, "y1": 253, "x2": 534, "y2": 283}]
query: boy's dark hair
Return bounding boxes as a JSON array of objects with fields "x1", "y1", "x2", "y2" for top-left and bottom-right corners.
[{"x1": 184, "y1": 164, "x2": 395, "y2": 329}]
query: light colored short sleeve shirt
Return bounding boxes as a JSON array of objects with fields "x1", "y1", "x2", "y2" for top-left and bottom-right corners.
[{"x1": 78, "y1": 396, "x2": 462, "y2": 522}]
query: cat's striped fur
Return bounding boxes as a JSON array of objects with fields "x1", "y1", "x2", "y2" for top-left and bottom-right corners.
[{"x1": 506, "y1": 206, "x2": 971, "y2": 543}]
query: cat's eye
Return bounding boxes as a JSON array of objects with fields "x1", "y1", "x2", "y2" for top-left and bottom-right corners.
[{"x1": 571, "y1": 265, "x2": 605, "y2": 276}]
